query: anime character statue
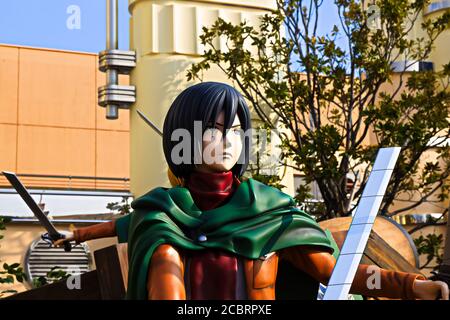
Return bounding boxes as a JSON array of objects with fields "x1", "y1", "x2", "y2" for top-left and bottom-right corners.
[{"x1": 55, "y1": 82, "x2": 449, "y2": 300}]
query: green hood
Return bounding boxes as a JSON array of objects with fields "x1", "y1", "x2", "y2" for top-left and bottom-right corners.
[{"x1": 115, "y1": 178, "x2": 334, "y2": 299}]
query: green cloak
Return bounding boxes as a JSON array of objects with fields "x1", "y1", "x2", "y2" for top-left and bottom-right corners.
[{"x1": 115, "y1": 178, "x2": 335, "y2": 300}]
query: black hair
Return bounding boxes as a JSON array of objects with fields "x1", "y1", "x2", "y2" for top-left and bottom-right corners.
[{"x1": 163, "y1": 82, "x2": 251, "y2": 179}]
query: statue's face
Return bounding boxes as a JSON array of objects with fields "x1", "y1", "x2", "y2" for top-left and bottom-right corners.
[{"x1": 196, "y1": 111, "x2": 243, "y2": 173}]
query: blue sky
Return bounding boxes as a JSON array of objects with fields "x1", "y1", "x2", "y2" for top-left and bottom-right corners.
[
  {"x1": 0, "y1": 0, "x2": 343, "y2": 54},
  {"x1": 0, "y1": 0, "x2": 130, "y2": 53}
]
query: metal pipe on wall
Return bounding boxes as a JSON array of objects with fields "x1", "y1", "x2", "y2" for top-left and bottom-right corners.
[
  {"x1": 106, "y1": 0, "x2": 119, "y2": 119},
  {"x1": 98, "y1": 0, "x2": 136, "y2": 120}
]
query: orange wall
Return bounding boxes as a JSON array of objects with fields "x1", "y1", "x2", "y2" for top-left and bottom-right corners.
[{"x1": 0, "y1": 44, "x2": 130, "y2": 190}]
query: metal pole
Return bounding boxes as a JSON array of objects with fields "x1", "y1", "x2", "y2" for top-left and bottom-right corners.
[{"x1": 106, "y1": 0, "x2": 119, "y2": 119}]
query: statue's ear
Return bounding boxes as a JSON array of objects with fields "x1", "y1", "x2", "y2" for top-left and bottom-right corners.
[{"x1": 167, "y1": 167, "x2": 184, "y2": 187}]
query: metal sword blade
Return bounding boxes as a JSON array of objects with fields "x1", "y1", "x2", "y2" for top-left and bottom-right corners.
[
  {"x1": 136, "y1": 109, "x2": 163, "y2": 137},
  {"x1": 2, "y1": 171, "x2": 60, "y2": 237},
  {"x1": 322, "y1": 147, "x2": 401, "y2": 300}
]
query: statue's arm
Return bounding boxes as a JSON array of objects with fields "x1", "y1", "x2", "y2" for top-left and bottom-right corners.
[
  {"x1": 73, "y1": 220, "x2": 117, "y2": 243},
  {"x1": 279, "y1": 246, "x2": 428, "y2": 299},
  {"x1": 54, "y1": 214, "x2": 131, "y2": 246}
]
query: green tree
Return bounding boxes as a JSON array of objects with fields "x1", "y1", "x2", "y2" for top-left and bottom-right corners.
[
  {"x1": 414, "y1": 233, "x2": 444, "y2": 270},
  {"x1": 107, "y1": 196, "x2": 131, "y2": 216},
  {"x1": 187, "y1": 0, "x2": 450, "y2": 220}
]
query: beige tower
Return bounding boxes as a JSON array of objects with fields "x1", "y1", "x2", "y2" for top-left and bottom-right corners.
[
  {"x1": 423, "y1": 1, "x2": 450, "y2": 71},
  {"x1": 397, "y1": 0, "x2": 450, "y2": 71},
  {"x1": 128, "y1": 0, "x2": 279, "y2": 197}
]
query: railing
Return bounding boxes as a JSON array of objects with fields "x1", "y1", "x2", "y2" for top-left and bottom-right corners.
[{"x1": 0, "y1": 173, "x2": 130, "y2": 191}]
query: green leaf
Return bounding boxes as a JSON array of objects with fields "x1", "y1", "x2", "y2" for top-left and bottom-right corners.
[
  {"x1": 8, "y1": 263, "x2": 20, "y2": 269},
  {"x1": 1, "y1": 290, "x2": 18, "y2": 294}
]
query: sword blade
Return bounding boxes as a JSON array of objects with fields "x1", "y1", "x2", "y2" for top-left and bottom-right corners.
[
  {"x1": 322, "y1": 147, "x2": 401, "y2": 300},
  {"x1": 2, "y1": 171, "x2": 60, "y2": 237},
  {"x1": 136, "y1": 109, "x2": 163, "y2": 137}
]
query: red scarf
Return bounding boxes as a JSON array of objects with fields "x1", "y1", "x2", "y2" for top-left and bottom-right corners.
[{"x1": 186, "y1": 170, "x2": 240, "y2": 299}]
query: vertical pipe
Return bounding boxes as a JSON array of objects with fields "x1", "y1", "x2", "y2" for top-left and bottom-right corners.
[
  {"x1": 106, "y1": 0, "x2": 118, "y2": 50},
  {"x1": 106, "y1": 0, "x2": 119, "y2": 119}
]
